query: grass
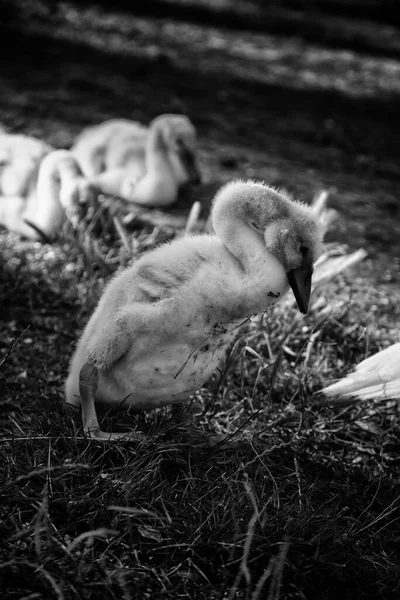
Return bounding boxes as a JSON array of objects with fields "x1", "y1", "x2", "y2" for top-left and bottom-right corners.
[
  {"x1": 1, "y1": 2, "x2": 400, "y2": 598},
  {"x1": 1, "y1": 215, "x2": 400, "y2": 600}
]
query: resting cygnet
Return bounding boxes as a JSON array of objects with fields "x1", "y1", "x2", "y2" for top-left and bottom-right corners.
[{"x1": 72, "y1": 114, "x2": 201, "y2": 207}]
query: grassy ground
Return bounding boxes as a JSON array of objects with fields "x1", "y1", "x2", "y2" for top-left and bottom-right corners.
[{"x1": 1, "y1": 2, "x2": 400, "y2": 599}]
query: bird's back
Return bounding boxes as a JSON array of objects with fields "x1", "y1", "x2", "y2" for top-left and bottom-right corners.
[
  {"x1": 73, "y1": 119, "x2": 148, "y2": 177},
  {"x1": 65, "y1": 235, "x2": 249, "y2": 407},
  {"x1": 0, "y1": 133, "x2": 52, "y2": 196}
]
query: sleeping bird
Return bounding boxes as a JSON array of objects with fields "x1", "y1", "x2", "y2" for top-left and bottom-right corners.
[
  {"x1": 0, "y1": 130, "x2": 96, "y2": 241},
  {"x1": 72, "y1": 114, "x2": 201, "y2": 207}
]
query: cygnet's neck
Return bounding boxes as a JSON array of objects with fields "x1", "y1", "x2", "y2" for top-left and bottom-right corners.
[
  {"x1": 211, "y1": 181, "x2": 291, "y2": 314},
  {"x1": 212, "y1": 182, "x2": 287, "y2": 273},
  {"x1": 33, "y1": 150, "x2": 81, "y2": 234},
  {"x1": 122, "y1": 126, "x2": 179, "y2": 206},
  {"x1": 145, "y1": 126, "x2": 178, "y2": 182}
]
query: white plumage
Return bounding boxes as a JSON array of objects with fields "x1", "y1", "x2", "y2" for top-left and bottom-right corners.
[
  {"x1": 0, "y1": 129, "x2": 95, "y2": 241},
  {"x1": 322, "y1": 342, "x2": 400, "y2": 400},
  {"x1": 65, "y1": 179, "x2": 324, "y2": 440},
  {"x1": 72, "y1": 114, "x2": 201, "y2": 207}
]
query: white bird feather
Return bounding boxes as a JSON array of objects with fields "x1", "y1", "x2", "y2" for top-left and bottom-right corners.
[{"x1": 322, "y1": 343, "x2": 400, "y2": 400}]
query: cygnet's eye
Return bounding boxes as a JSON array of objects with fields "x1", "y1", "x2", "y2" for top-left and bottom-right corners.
[
  {"x1": 250, "y1": 221, "x2": 263, "y2": 233},
  {"x1": 300, "y1": 244, "x2": 309, "y2": 257}
]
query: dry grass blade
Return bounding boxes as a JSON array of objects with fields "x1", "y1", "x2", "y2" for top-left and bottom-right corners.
[{"x1": 313, "y1": 248, "x2": 368, "y2": 288}]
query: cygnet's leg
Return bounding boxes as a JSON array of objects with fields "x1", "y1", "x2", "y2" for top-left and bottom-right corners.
[
  {"x1": 79, "y1": 363, "x2": 145, "y2": 442},
  {"x1": 79, "y1": 306, "x2": 159, "y2": 441}
]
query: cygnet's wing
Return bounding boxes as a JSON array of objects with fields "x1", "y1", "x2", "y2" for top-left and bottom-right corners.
[
  {"x1": 322, "y1": 343, "x2": 400, "y2": 399},
  {"x1": 72, "y1": 119, "x2": 146, "y2": 177},
  {"x1": 0, "y1": 133, "x2": 52, "y2": 162},
  {"x1": 0, "y1": 133, "x2": 53, "y2": 197},
  {"x1": 106, "y1": 126, "x2": 147, "y2": 173}
]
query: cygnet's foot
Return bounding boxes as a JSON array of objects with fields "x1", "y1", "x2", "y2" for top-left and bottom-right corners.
[{"x1": 79, "y1": 362, "x2": 146, "y2": 443}]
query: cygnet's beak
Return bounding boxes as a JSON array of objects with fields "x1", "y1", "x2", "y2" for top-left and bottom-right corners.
[
  {"x1": 287, "y1": 265, "x2": 313, "y2": 314},
  {"x1": 179, "y1": 144, "x2": 202, "y2": 185}
]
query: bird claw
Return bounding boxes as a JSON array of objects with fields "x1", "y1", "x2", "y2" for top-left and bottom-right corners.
[{"x1": 79, "y1": 362, "x2": 146, "y2": 442}]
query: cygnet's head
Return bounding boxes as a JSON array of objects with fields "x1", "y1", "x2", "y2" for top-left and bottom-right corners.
[
  {"x1": 262, "y1": 208, "x2": 323, "y2": 314},
  {"x1": 212, "y1": 180, "x2": 324, "y2": 314},
  {"x1": 151, "y1": 114, "x2": 201, "y2": 185}
]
